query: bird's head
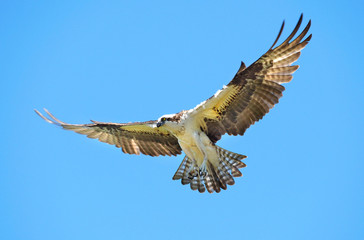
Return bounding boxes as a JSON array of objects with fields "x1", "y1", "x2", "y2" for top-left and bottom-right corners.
[
  {"x1": 156, "y1": 111, "x2": 187, "y2": 129},
  {"x1": 156, "y1": 114, "x2": 176, "y2": 128}
]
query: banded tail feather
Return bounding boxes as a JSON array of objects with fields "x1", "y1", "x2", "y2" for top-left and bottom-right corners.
[{"x1": 172, "y1": 146, "x2": 247, "y2": 193}]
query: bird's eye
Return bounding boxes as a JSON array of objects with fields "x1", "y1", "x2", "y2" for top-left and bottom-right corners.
[{"x1": 162, "y1": 117, "x2": 166, "y2": 121}]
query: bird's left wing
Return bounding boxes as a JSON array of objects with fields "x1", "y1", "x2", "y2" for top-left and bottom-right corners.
[
  {"x1": 189, "y1": 14, "x2": 311, "y2": 143},
  {"x1": 35, "y1": 109, "x2": 182, "y2": 156}
]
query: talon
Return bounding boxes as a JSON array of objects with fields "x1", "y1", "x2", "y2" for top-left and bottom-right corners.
[
  {"x1": 188, "y1": 169, "x2": 198, "y2": 179},
  {"x1": 199, "y1": 160, "x2": 208, "y2": 177},
  {"x1": 199, "y1": 170, "x2": 206, "y2": 177}
]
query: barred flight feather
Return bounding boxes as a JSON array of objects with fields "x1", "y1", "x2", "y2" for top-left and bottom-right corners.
[
  {"x1": 34, "y1": 109, "x2": 182, "y2": 157},
  {"x1": 190, "y1": 15, "x2": 311, "y2": 145}
]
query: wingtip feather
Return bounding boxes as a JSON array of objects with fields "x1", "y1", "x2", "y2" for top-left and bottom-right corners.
[
  {"x1": 34, "y1": 109, "x2": 56, "y2": 124},
  {"x1": 269, "y1": 20, "x2": 285, "y2": 50},
  {"x1": 43, "y1": 109, "x2": 66, "y2": 124}
]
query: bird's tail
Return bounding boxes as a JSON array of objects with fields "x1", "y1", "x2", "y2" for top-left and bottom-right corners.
[{"x1": 172, "y1": 146, "x2": 247, "y2": 193}]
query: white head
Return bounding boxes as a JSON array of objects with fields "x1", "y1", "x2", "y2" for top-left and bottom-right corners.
[
  {"x1": 156, "y1": 110, "x2": 188, "y2": 129},
  {"x1": 156, "y1": 113, "x2": 178, "y2": 128}
]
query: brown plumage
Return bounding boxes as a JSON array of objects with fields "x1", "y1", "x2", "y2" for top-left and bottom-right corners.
[
  {"x1": 36, "y1": 15, "x2": 311, "y2": 193},
  {"x1": 35, "y1": 109, "x2": 181, "y2": 157},
  {"x1": 195, "y1": 14, "x2": 311, "y2": 143}
]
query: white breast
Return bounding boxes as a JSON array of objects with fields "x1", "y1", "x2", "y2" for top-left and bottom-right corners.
[{"x1": 175, "y1": 118, "x2": 219, "y2": 167}]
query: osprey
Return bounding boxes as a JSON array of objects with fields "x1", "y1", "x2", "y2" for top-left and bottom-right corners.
[{"x1": 36, "y1": 15, "x2": 311, "y2": 193}]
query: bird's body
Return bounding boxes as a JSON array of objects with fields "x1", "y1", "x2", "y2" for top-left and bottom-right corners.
[
  {"x1": 36, "y1": 15, "x2": 311, "y2": 193},
  {"x1": 161, "y1": 111, "x2": 220, "y2": 172}
]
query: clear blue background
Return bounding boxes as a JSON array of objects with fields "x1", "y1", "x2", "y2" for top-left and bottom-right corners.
[{"x1": 1, "y1": 1, "x2": 363, "y2": 239}]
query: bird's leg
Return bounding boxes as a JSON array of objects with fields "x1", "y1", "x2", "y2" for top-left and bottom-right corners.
[
  {"x1": 182, "y1": 147, "x2": 198, "y2": 179},
  {"x1": 191, "y1": 131, "x2": 211, "y2": 178},
  {"x1": 194, "y1": 133, "x2": 208, "y2": 177},
  {"x1": 199, "y1": 158, "x2": 208, "y2": 177}
]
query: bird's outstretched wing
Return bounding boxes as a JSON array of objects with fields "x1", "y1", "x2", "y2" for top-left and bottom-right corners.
[
  {"x1": 190, "y1": 14, "x2": 312, "y2": 143},
  {"x1": 35, "y1": 109, "x2": 182, "y2": 156}
]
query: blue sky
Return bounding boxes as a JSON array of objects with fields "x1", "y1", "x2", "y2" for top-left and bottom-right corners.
[{"x1": 1, "y1": 1, "x2": 363, "y2": 239}]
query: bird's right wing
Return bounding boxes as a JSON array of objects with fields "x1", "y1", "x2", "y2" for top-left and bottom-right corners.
[
  {"x1": 35, "y1": 109, "x2": 182, "y2": 156},
  {"x1": 189, "y1": 15, "x2": 311, "y2": 143}
]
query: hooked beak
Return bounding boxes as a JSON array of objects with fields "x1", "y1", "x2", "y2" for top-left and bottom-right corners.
[{"x1": 156, "y1": 122, "x2": 164, "y2": 128}]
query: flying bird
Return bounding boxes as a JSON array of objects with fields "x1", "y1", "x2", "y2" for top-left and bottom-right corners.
[{"x1": 36, "y1": 15, "x2": 311, "y2": 193}]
